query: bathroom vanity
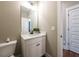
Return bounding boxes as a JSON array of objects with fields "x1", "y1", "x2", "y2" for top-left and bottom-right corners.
[
  {"x1": 21, "y1": 2, "x2": 46, "y2": 57},
  {"x1": 21, "y1": 32, "x2": 46, "y2": 57}
]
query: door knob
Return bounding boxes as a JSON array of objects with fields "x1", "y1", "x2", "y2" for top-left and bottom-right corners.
[{"x1": 60, "y1": 35, "x2": 63, "y2": 38}]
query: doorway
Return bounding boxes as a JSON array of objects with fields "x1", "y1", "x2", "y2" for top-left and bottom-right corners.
[
  {"x1": 57, "y1": 1, "x2": 79, "y2": 57},
  {"x1": 62, "y1": 2, "x2": 79, "y2": 57}
]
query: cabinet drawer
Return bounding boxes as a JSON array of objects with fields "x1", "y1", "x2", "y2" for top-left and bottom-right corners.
[{"x1": 26, "y1": 37, "x2": 42, "y2": 45}]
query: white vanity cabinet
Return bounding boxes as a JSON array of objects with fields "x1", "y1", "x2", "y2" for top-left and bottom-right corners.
[{"x1": 21, "y1": 32, "x2": 46, "y2": 57}]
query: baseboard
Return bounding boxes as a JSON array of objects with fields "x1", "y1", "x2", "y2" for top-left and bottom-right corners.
[{"x1": 45, "y1": 52, "x2": 52, "y2": 57}]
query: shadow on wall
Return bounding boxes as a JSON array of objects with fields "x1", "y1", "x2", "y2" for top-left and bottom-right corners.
[{"x1": 14, "y1": 36, "x2": 22, "y2": 56}]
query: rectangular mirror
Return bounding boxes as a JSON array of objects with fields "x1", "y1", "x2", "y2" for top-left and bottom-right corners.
[{"x1": 21, "y1": 1, "x2": 39, "y2": 34}]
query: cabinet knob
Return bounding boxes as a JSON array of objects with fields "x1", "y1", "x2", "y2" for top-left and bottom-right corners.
[{"x1": 36, "y1": 43, "x2": 40, "y2": 46}]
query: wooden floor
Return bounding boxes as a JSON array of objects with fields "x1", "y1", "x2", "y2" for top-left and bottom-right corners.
[{"x1": 63, "y1": 49, "x2": 79, "y2": 57}]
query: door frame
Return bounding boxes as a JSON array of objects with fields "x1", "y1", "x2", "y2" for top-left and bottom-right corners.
[
  {"x1": 57, "y1": 1, "x2": 63, "y2": 57},
  {"x1": 57, "y1": 2, "x2": 79, "y2": 57},
  {"x1": 66, "y1": 4, "x2": 79, "y2": 50}
]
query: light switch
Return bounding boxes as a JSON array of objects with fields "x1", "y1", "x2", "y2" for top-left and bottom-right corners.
[{"x1": 51, "y1": 26, "x2": 55, "y2": 31}]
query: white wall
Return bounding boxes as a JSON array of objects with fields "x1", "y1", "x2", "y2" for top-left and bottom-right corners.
[{"x1": 38, "y1": 1, "x2": 57, "y2": 56}]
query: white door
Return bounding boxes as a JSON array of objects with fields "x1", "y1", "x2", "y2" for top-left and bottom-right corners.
[{"x1": 68, "y1": 7, "x2": 79, "y2": 53}]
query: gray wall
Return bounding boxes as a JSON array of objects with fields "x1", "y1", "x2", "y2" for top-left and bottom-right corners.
[
  {"x1": 38, "y1": 1, "x2": 57, "y2": 56},
  {"x1": 0, "y1": 1, "x2": 21, "y2": 55}
]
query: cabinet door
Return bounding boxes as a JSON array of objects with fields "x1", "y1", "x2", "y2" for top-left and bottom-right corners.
[
  {"x1": 29, "y1": 43, "x2": 37, "y2": 57},
  {"x1": 36, "y1": 41, "x2": 42, "y2": 57},
  {"x1": 29, "y1": 41, "x2": 42, "y2": 57}
]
